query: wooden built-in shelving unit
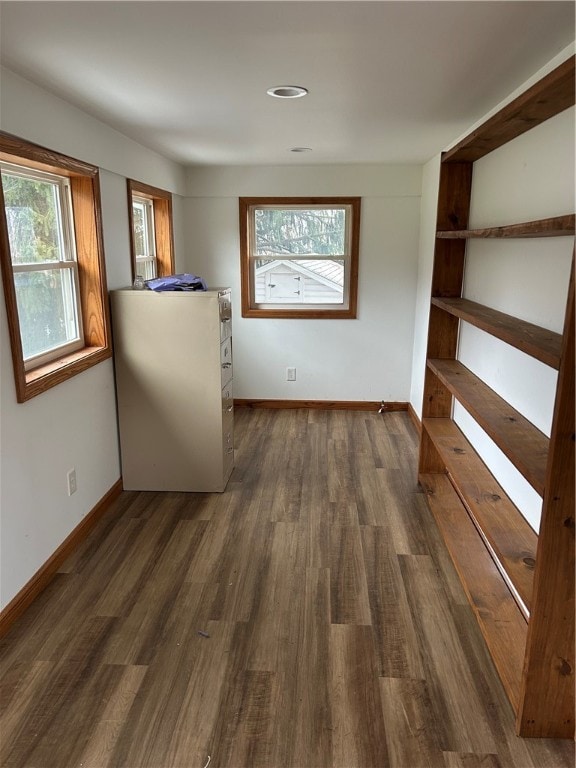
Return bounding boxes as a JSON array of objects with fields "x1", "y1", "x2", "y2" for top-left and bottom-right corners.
[{"x1": 418, "y1": 55, "x2": 575, "y2": 739}]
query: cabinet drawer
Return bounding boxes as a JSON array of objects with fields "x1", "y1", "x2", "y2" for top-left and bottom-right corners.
[
  {"x1": 222, "y1": 409, "x2": 234, "y2": 474},
  {"x1": 222, "y1": 383, "x2": 234, "y2": 417},
  {"x1": 220, "y1": 337, "x2": 233, "y2": 386},
  {"x1": 220, "y1": 294, "x2": 232, "y2": 341}
]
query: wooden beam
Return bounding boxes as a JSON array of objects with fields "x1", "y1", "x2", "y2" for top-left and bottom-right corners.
[
  {"x1": 419, "y1": 162, "x2": 473, "y2": 474},
  {"x1": 443, "y1": 57, "x2": 575, "y2": 163}
]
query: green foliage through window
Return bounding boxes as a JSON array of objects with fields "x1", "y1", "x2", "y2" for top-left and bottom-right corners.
[
  {"x1": 255, "y1": 208, "x2": 346, "y2": 259},
  {"x1": 1, "y1": 165, "x2": 82, "y2": 363},
  {"x1": 2, "y1": 171, "x2": 64, "y2": 265},
  {"x1": 13, "y1": 269, "x2": 78, "y2": 359}
]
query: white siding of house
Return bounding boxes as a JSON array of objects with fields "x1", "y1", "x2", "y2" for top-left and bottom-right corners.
[
  {"x1": 302, "y1": 277, "x2": 342, "y2": 302},
  {"x1": 255, "y1": 261, "x2": 343, "y2": 304}
]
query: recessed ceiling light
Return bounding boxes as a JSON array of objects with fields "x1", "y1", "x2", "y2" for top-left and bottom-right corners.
[
  {"x1": 267, "y1": 85, "x2": 308, "y2": 99},
  {"x1": 290, "y1": 147, "x2": 312, "y2": 153}
]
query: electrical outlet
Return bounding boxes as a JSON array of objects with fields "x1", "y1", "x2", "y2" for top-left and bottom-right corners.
[
  {"x1": 286, "y1": 367, "x2": 296, "y2": 381},
  {"x1": 67, "y1": 468, "x2": 77, "y2": 496}
]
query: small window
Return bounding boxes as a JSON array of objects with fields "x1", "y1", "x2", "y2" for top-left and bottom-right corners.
[
  {"x1": 240, "y1": 197, "x2": 360, "y2": 318},
  {"x1": 127, "y1": 180, "x2": 174, "y2": 282},
  {"x1": 131, "y1": 195, "x2": 156, "y2": 280},
  {"x1": 0, "y1": 132, "x2": 110, "y2": 403}
]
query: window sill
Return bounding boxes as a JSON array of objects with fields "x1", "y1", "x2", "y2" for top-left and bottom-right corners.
[
  {"x1": 17, "y1": 345, "x2": 111, "y2": 402},
  {"x1": 242, "y1": 307, "x2": 357, "y2": 319}
]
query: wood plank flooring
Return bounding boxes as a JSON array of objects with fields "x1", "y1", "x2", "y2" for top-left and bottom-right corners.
[{"x1": 1, "y1": 408, "x2": 573, "y2": 768}]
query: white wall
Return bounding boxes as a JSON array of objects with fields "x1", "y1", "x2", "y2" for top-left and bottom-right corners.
[
  {"x1": 409, "y1": 46, "x2": 575, "y2": 532},
  {"x1": 0, "y1": 68, "x2": 186, "y2": 195},
  {"x1": 0, "y1": 68, "x2": 186, "y2": 608},
  {"x1": 182, "y1": 165, "x2": 422, "y2": 401}
]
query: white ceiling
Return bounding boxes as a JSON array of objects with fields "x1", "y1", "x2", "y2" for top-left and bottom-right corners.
[{"x1": 0, "y1": 1, "x2": 574, "y2": 166}]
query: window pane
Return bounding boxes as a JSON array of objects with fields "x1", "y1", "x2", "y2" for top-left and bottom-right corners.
[
  {"x1": 14, "y1": 268, "x2": 80, "y2": 359},
  {"x1": 254, "y1": 258, "x2": 344, "y2": 304},
  {"x1": 2, "y1": 171, "x2": 64, "y2": 265},
  {"x1": 132, "y1": 200, "x2": 146, "y2": 257},
  {"x1": 135, "y1": 256, "x2": 157, "y2": 280},
  {"x1": 255, "y1": 208, "x2": 346, "y2": 256}
]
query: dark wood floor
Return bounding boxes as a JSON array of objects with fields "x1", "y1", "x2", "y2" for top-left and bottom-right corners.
[{"x1": 1, "y1": 408, "x2": 573, "y2": 768}]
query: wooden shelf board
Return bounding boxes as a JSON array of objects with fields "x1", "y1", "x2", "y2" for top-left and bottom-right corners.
[
  {"x1": 419, "y1": 472, "x2": 527, "y2": 712},
  {"x1": 436, "y1": 214, "x2": 575, "y2": 239},
  {"x1": 431, "y1": 297, "x2": 562, "y2": 369},
  {"x1": 442, "y1": 57, "x2": 575, "y2": 163},
  {"x1": 423, "y1": 417, "x2": 537, "y2": 616},
  {"x1": 428, "y1": 359, "x2": 548, "y2": 495}
]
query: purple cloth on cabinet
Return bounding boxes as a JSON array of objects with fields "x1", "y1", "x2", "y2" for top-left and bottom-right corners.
[{"x1": 145, "y1": 274, "x2": 207, "y2": 292}]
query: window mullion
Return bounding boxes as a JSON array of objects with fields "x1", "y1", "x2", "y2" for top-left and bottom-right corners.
[
  {"x1": 12, "y1": 261, "x2": 73, "y2": 273},
  {"x1": 146, "y1": 200, "x2": 156, "y2": 258},
  {"x1": 60, "y1": 178, "x2": 77, "y2": 263}
]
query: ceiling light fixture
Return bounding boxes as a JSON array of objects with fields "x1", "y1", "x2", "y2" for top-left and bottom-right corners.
[
  {"x1": 267, "y1": 85, "x2": 308, "y2": 99},
  {"x1": 290, "y1": 147, "x2": 312, "y2": 153}
]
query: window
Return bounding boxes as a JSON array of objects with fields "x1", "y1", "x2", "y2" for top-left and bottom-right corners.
[
  {"x1": 131, "y1": 195, "x2": 156, "y2": 280},
  {"x1": 0, "y1": 132, "x2": 110, "y2": 403},
  {"x1": 127, "y1": 180, "x2": 174, "y2": 282},
  {"x1": 2, "y1": 163, "x2": 83, "y2": 368},
  {"x1": 240, "y1": 197, "x2": 360, "y2": 318}
]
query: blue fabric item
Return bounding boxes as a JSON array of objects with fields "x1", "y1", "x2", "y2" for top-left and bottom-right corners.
[{"x1": 145, "y1": 273, "x2": 207, "y2": 292}]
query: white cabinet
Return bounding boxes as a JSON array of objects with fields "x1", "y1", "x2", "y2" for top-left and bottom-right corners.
[{"x1": 110, "y1": 288, "x2": 234, "y2": 492}]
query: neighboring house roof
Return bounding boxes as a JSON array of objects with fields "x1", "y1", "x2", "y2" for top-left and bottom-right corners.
[
  {"x1": 296, "y1": 260, "x2": 344, "y2": 287},
  {"x1": 255, "y1": 259, "x2": 344, "y2": 290}
]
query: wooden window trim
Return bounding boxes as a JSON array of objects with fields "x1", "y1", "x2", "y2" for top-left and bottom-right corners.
[
  {"x1": 0, "y1": 131, "x2": 111, "y2": 403},
  {"x1": 127, "y1": 180, "x2": 174, "y2": 281},
  {"x1": 239, "y1": 196, "x2": 361, "y2": 319}
]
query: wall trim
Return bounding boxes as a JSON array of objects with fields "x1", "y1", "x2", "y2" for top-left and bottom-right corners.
[
  {"x1": 0, "y1": 478, "x2": 123, "y2": 639},
  {"x1": 235, "y1": 399, "x2": 409, "y2": 411},
  {"x1": 408, "y1": 403, "x2": 422, "y2": 434}
]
